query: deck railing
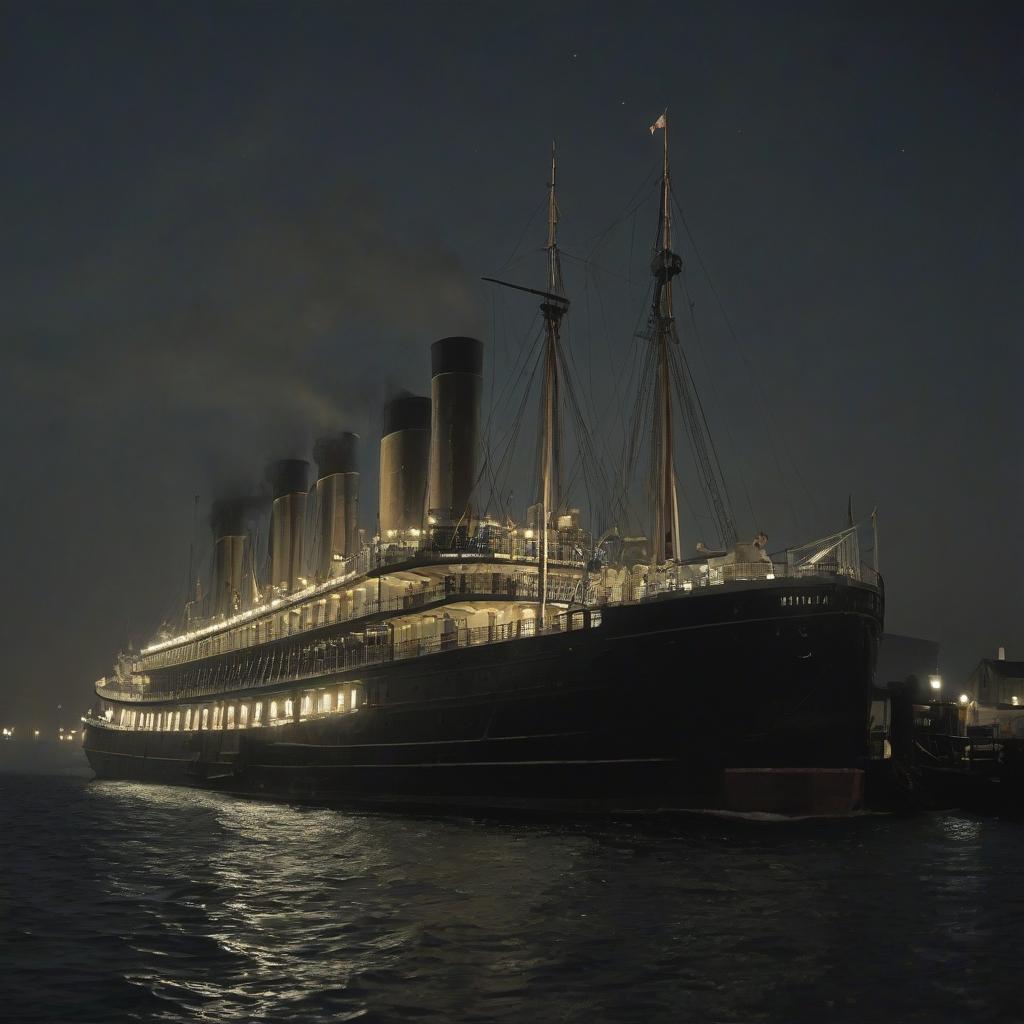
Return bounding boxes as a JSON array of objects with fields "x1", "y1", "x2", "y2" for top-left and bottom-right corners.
[
  {"x1": 640, "y1": 559, "x2": 880, "y2": 600},
  {"x1": 377, "y1": 530, "x2": 586, "y2": 567},
  {"x1": 138, "y1": 532, "x2": 587, "y2": 663},
  {"x1": 137, "y1": 570, "x2": 583, "y2": 672},
  {"x1": 96, "y1": 609, "x2": 597, "y2": 705}
]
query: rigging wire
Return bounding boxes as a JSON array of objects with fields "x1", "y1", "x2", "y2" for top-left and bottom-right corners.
[
  {"x1": 667, "y1": 338, "x2": 735, "y2": 547},
  {"x1": 665, "y1": 301, "x2": 738, "y2": 545},
  {"x1": 678, "y1": 265, "x2": 759, "y2": 532},
  {"x1": 582, "y1": 169, "x2": 660, "y2": 262},
  {"x1": 495, "y1": 195, "x2": 548, "y2": 275},
  {"x1": 673, "y1": 194, "x2": 821, "y2": 533},
  {"x1": 473, "y1": 321, "x2": 546, "y2": 520}
]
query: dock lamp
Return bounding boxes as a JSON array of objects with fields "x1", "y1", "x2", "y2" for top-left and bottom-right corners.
[{"x1": 929, "y1": 675, "x2": 942, "y2": 693}]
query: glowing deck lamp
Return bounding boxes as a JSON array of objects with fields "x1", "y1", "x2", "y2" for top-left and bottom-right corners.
[
  {"x1": 959, "y1": 694, "x2": 970, "y2": 705},
  {"x1": 929, "y1": 675, "x2": 942, "y2": 692}
]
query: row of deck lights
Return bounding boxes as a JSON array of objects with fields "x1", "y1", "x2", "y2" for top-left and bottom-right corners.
[{"x1": 143, "y1": 522, "x2": 574, "y2": 658}]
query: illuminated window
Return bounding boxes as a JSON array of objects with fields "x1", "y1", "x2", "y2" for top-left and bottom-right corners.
[
  {"x1": 201, "y1": 708, "x2": 209, "y2": 730},
  {"x1": 184, "y1": 708, "x2": 192, "y2": 730},
  {"x1": 270, "y1": 700, "x2": 278, "y2": 722},
  {"x1": 174, "y1": 711, "x2": 181, "y2": 731},
  {"x1": 350, "y1": 686, "x2": 359, "y2": 711},
  {"x1": 239, "y1": 705, "x2": 249, "y2": 728},
  {"x1": 320, "y1": 692, "x2": 331, "y2": 713},
  {"x1": 253, "y1": 702, "x2": 263, "y2": 725},
  {"x1": 284, "y1": 698, "x2": 294, "y2": 719},
  {"x1": 336, "y1": 690, "x2": 346, "y2": 713},
  {"x1": 301, "y1": 694, "x2": 312, "y2": 717},
  {"x1": 226, "y1": 706, "x2": 236, "y2": 729},
  {"x1": 213, "y1": 707, "x2": 221, "y2": 729},
  {"x1": 591, "y1": 610, "x2": 602, "y2": 627}
]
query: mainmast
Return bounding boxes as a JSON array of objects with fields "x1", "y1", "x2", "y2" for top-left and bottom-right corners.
[
  {"x1": 649, "y1": 111, "x2": 682, "y2": 565},
  {"x1": 538, "y1": 141, "x2": 566, "y2": 628}
]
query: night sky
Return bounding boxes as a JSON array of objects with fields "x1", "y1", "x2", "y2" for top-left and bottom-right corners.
[{"x1": 2, "y1": 1, "x2": 1020, "y2": 731}]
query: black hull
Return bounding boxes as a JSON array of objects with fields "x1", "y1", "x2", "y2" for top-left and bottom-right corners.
[{"x1": 84, "y1": 578, "x2": 881, "y2": 812}]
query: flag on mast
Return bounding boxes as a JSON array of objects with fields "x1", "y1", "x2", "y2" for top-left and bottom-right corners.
[{"x1": 649, "y1": 112, "x2": 667, "y2": 134}]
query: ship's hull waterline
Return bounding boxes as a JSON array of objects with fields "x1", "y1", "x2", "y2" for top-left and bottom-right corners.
[{"x1": 84, "y1": 577, "x2": 882, "y2": 812}]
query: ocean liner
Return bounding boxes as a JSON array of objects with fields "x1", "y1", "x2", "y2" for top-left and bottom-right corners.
[{"x1": 83, "y1": 118, "x2": 884, "y2": 812}]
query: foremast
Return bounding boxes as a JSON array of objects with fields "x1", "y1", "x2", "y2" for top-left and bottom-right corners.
[
  {"x1": 480, "y1": 145, "x2": 570, "y2": 628},
  {"x1": 649, "y1": 112, "x2": 683, "y2": 566},
  {"x1": 538, "y1": 142, "x2": 566, "y2": 627}
]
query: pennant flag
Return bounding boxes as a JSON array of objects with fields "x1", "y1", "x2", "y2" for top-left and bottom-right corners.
[{"x1": 649, "y1": 112, "x2": 667, "y2": 134}]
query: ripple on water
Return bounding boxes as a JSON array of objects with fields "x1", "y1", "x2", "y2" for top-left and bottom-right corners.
[{"x1": 2, "y1": 778, "x2": 1023, "y2": 1023}]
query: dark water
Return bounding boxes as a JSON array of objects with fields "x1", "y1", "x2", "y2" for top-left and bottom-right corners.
[{"x1": 2, "y1": 775, "x2": 1021, "y2": 1024}]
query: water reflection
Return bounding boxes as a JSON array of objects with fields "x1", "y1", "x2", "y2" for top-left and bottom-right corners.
[{"x1": 2, "y1": 777, "x2": 1021, "y2": 1024}]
